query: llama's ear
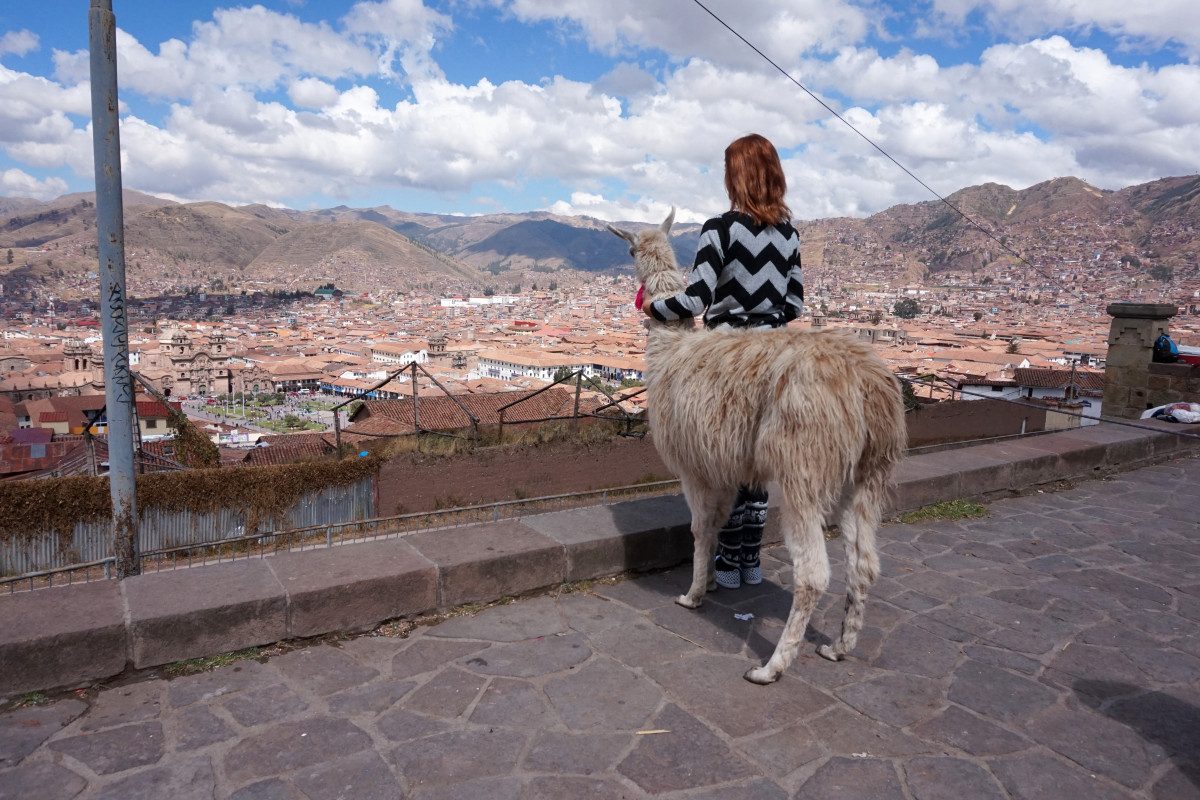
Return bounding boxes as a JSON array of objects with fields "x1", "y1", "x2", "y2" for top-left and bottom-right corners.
[
  {"x1": 660, "y1": 207, "x2": 675, "y2": 235},
  {"x1": 606, "y1": 224, "x2": 635, "y2": 245}
]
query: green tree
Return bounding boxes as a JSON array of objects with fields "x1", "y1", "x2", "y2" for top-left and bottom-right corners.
[
  {"x1": 973, "y1": 311, "x2": 984, "y2": 322},
  {"x1": 548, "y1": 280, "x2": 558, "y2": 291},
  {"x1": 1148, "y1": 264, "x2": 1173, "y2": 282},
  {"x1": 892, "y1": 298, "x2": 920, "y2": 319},
  {"x1": 870, "y1": 311, "x2": 883, "y2": 325},
  {"x1": 5, "y1": 249, "x2": 11, "y2": 264},
  {"x1": 1006, "y1": 340, "x2": 1020, "y2": 354}
]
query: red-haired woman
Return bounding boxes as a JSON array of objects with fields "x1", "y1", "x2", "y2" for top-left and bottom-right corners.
[{"x1": 643, "y1": 133, "x2": 804, "y2": 590}]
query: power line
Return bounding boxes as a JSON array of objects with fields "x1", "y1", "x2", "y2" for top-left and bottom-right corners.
[{"x1": 687, "y1": 0, "x2": 1060, "y2": 285}]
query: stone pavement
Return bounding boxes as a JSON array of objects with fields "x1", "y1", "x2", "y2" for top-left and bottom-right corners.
[{"x1": 2, "y1": 456, "x2": 1198, "y2": 800}]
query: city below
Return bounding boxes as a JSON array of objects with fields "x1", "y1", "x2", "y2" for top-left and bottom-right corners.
[{"x1": 1, "y1": 173, "x2": 1197, "y2": 477}]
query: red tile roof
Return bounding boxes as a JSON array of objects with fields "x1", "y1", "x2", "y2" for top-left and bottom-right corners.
[
  {"x1": 1014, "y1": 367, "x2": 1105, "y2": 391},
  {"x1": 241, "y1": 439, "x2": 335, "y2": 466},
  {"x1": 136, "y1": 400, "x2": 181, "y2": 419}
]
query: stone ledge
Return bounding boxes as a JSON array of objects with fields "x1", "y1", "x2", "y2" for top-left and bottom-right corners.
[
  {"x1": 1, "y1": 421, "x2": 1197, "y2": 696},
  {"x1": 1148, "y1": 362, "x2": 1200, "y2": 378},
  {"x1": 0, "y1": 581, "x2": 126, "y2": 697},
  {"x1": 123, "y1": 559, "x2": 288, "y2": 669},
  {"x1": 405, "y1": 521, "x2": 567, "y2": 608},
  {"x1": 1106, "y1": 302, "x2": 1178, "y2": 319},
  {"x1": 269, "y1": 539, "x2": 437, "y2": 639}
]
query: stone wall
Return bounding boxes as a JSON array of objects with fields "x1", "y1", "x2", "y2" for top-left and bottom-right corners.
[
  {"x1": 906, "y1": 399, "x2": 1049, "y2": 446},
  {"x1": 1148, "y1": 362, "x2": 1200, "y2": 409},
  {"x1": 1103, "y1": 302, "x2": 1178, "y2": 418}
]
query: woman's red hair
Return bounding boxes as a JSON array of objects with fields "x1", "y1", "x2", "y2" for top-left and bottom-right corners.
[{"x1": 724, "y1": 134, "x2": 791, "y2": 225}]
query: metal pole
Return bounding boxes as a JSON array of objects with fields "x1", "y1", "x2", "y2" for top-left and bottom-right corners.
[
  {"x1": 572, "y1": 371, "x2": 583, "y2": 431},
  {"x1": 89, "y1": 0, "x2": 139, "y2": 577},
  {"x1": 333, "y1": 407, "x2": 342, "y2": 453},
  {"x1": 411, "y1": 363, "x2": 420, "y2": 431}
]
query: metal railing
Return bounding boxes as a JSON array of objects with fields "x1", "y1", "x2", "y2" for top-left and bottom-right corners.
[
  {"x1": 1, "y1": 478, "x2": 681, "y2": 593},
  {"x1": 1, "y1": 478, "x2": 375, "y2": 591}
]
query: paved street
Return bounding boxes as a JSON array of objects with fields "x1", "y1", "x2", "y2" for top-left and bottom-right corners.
[{"x1": 3, "y1": 456, "x2": 1198, "y2": 799}]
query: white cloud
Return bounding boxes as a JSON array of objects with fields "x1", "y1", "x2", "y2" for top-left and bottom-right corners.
[
  {"x1": 2, "y1": 5, "x2": 1198, "y2": 221},
  {"x1": 50, "y1": 2, "x2": 433, "y2": 99},
  {"x1": 495, "y1": 0, "x2": 871, "y2": 69},
  {"x1": 547, "y1": 191, "x2": 705, "y2": 224},
  {"x1": 593, "y1": 63, "x2": 660, "y2": 98},
  {"x1": 0, "y1": 168, "x2": 67, "y2": 200},
  {"x1": 288, "y1": 78, "x2": 341, "y2": 109},
  {"x1": 342, "y1": 0, "x2": 453, "y2": 81},
  {"x1": 0, "y1": 29, "x2": 39, "y2": 58},
  {"x1": 929, "y1": 0, "x2": 1200, "y2": 58}
]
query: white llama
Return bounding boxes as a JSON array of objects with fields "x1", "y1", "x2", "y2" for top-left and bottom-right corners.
[{"x1": 609, "y1": 211, "x2": 907, "y2": 684}]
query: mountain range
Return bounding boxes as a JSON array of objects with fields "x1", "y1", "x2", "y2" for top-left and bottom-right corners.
[{"x1": 1, "y1": 174, "x2": 1196, "y2": 301}]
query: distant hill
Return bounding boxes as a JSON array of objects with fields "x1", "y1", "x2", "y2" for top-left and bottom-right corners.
[
  {"x1": 799, "y1": 174, "x2": 1199, "y2": 281},
  {"x1": 0, "y1": 193, "x2": 490, "y2": 299},
  {"x1": 1, "y1": 174, "x2": 1196, "y2": 300}
]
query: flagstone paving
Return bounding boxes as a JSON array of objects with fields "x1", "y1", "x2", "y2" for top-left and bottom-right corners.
[{"x1": 2, "y1": 456, "x2": 1198, "y2": 799}]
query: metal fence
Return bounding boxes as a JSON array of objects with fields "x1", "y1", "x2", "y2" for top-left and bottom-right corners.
[
  {"x1": 1, "y1": 478, "x2": 682, "y2": 593},
  {"x1": 0, "y1": 477, "x2": 375, "y2": 583}
]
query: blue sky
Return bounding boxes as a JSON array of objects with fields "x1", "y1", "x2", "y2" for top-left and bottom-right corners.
[{"x1": 0, "y1": 1, "x2": 1197, "y2": 221}]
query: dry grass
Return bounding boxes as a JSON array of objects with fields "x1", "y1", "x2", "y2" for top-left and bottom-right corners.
[
  {"x1": 898, "y1": 499, "x2": 988, "y2": 524},
  {"x1": 163, "y1": 646, "x2": 268, "y2": 677}
]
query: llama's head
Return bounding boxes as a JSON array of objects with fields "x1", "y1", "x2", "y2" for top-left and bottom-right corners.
[{"x1": 606, "y1": 208, "x2": 685, "y2": 297}]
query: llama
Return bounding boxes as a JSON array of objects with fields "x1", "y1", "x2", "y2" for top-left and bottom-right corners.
[{"x1": 608, "y1": 210, "x2": 907, "y2": 684}]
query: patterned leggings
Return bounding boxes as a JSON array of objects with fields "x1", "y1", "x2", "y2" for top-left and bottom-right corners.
[{"x1": 714, "y1": 486, "x2": 769, "y2": 571}]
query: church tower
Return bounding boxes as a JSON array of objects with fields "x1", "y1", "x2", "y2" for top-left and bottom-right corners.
[{"x1": 63, "y1": 339, "x2": 92, "y2": 372}]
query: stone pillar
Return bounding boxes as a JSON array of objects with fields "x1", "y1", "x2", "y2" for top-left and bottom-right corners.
[{"x1": 1103, "y1": 303, "x2": 1177, "y2": 418}]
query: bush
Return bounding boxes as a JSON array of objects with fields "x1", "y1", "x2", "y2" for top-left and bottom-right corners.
[{"x1": 893, "y1": 298, "x2": 920, "y2": 319}]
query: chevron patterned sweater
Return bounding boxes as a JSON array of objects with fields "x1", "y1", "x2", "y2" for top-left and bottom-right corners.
[{"x1": 648, "y1": 211, "x2": 803, "y2": 329}]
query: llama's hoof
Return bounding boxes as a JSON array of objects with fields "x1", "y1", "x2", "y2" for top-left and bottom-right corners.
[
  {"x1": 675, "y1": 594, "x2": 702, "y2": 609},
  {"x1": 817, "y1": 644, "x2": 844, "y2": 662},
  {"x1": 743, "y1": 664, "x2": 779, "y2": 685},
  {"x1": 706, "y1": 579, "x2": 718, "y2": 593}
]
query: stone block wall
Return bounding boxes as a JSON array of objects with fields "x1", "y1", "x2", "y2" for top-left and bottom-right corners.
[
  {"x1": 1103, "y1": 302, "x2": 1178, "y2": 418},
  {"x1": 1147, "y1": 362, "x2": 1200, "y2": 409}
]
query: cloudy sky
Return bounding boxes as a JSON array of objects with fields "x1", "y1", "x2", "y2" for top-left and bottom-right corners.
[{"x1": 1, "y1": 1, "x2": 1197, "y2": 222}]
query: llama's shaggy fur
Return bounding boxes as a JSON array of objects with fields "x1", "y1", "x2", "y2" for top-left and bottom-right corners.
[{"x1": 609, "y1": 211, "x2": 906, "y2": 684}]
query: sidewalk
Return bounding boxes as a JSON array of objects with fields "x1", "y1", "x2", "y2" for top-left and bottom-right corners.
[{"x1": 2, "y1": 456, "x2": 1197, "y2": 799}]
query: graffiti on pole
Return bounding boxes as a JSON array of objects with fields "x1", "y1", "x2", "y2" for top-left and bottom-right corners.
[{"x1": 105, "y1": 279, "x2": 132, "y2": 405}]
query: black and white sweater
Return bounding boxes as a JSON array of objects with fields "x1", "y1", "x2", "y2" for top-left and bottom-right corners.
[{"x1": 648, "y1": 211, "x2": 803, "y2": 329}]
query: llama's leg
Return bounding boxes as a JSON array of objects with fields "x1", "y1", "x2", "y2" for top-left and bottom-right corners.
[
  {"x1": 745, "y1": 511, "x2": 829, "y2": 684},
  {"x1": 818, "y1": 478, "x2": 884, "y2": 661},
  {"x1": 676, "y1": 482, "x2": 731, "y2": 609}
]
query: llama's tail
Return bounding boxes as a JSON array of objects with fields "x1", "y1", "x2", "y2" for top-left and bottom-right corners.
[{"x1": 819, "y1": 365, "x2": 906, "y2": 662}]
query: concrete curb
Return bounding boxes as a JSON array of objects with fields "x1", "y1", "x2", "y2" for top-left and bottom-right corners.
[{"x1": 2, "y1": 420, "x2": 1196, "y2": 697}]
